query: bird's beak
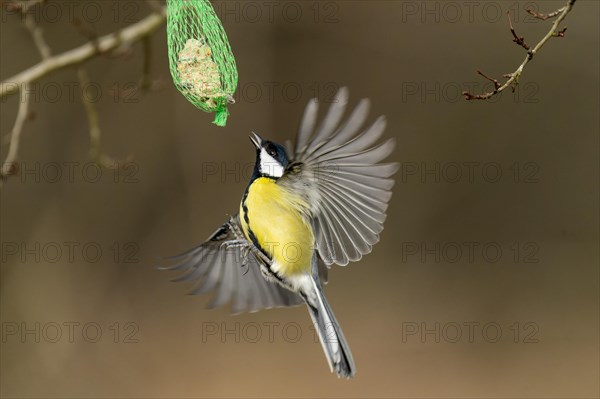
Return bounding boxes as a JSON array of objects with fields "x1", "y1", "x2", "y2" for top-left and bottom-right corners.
[{"x1": 249, "y1": 132, "x2": 262, "y2": 149}]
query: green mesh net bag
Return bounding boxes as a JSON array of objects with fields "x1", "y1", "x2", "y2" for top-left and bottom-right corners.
[{"x1": 167, "y1": 0, "x2": 238, "y2": 126}]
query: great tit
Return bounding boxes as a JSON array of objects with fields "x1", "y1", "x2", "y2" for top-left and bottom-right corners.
[{"x1": 162, "y1": 87, "x2": 398, "y2": 378}]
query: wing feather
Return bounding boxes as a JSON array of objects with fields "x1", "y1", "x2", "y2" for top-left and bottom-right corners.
[
  {"x1": 161, "y1": 215, "x2": 302, "y2": 313},
  {"x1": 309, "y1": 87, "x2": 349, "y2": 149},
  {"x1": 318, "y1": 185, "x2": 381, "y2": 237},
  {"x1": 319, "y1": 183, "x2": 386, "y2": 228},
  {"x1": 287, "y1": 88, "x2": 398, "y2": 266},
  {"x1": 307, "y1": 112, "x2": 384, "y2": 162},
  {"x1": 317, "y1": 99, "x2": 371, "y2": 151},
  {"x1": 207, "y1": 250, "x2": 236, "y2": 308},
  {"x1": 295, "y1": 99, "x2": 319, "y2": 157},
  {"x1": 319, "y1": 192, "x2": 371, "y2": 259}
]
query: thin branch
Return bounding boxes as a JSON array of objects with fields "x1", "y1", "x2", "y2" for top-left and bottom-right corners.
[
  {"x1": 76, "y1": 68, "x2": 102, "y2": 164},
  {"x1": 527, "y1": 6, "x2": 566, "y2": 21},
  {"x1": 1, "y1": 5, "x2": 165, "y2": 186},
  {"x1": 139, "y1": 35, "x2": 153, "y2": 91},
  {"x1": 76, "y1": 68, "x2": 132, "y2": 169},
  {"x1": 507, "y1": 11, "x2": 529, "y2": 50},
  {"x1": 23, "y1": 13, "x2": 51, "y2": 59},
  {"x1": 0, "y1": 85, "x2": 31, "y2": 182},
  {"x1": 0, "y1": 7, "x2": 167, "y2": 99},
  {"x1": 463, "y1": 0, "x2": 576, "y2": 101},
  {"x1": 0, "y1": 2, "x2": 50, "y2": 184},
  {"x1": 477, "y1": 70, "x2": 501, "y2": 90},
  {"x1": 554, "y1": 27, "x2": 568, "y2": 38},
  {"x1": 145, "y1": 0, "x2": 163, "y2": 13}
]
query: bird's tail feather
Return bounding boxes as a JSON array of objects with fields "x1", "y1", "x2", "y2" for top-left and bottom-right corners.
[{"x1": 306, "y1": 278, "x2": 355, "y2": 378}]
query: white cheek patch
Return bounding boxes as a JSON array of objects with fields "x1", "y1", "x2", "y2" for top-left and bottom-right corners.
[{"x1": 259, "y1": 148, "x2": 284, "y2": 178}]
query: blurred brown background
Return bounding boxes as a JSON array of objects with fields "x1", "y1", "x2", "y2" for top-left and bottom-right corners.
[{"x1": 1, "y1": 1, "x2": 598, "y2": 398}]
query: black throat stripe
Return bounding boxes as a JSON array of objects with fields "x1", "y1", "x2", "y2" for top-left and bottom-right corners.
[
  {"x1": 241, "y1": 184, "x2": 268, "y2": 259},
  {"x1": 241, "y1": 181, "x2": 287, "y2": 285}
]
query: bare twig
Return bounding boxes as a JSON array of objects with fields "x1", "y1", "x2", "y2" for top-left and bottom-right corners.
[
  {"x1": 554, "y1": 27, "x2": 568, "y2": 37},
  {"x1": 23, "y1": 13, "x2": 51, "y2": 59},
  {"x1": 140, "y1": 36, "x2": 153, "y2": 91},
  {"x1": 463, "y1": 0, "x2": 576, "y2": 101},
  {"x1": 145, "y1": 0, "x2": 163, "y2": 13},
  {"x1": 76, "y1": 68, "x2": 102, "y2": 164},
  {"x1": 0, "y1": 2, "x2": 50, "y2": 184},
  {"x1": 527, "y1": 6, "x2": 566, "y2": 21},
  {"x1": 1, "y1": 5, "x2": 165, "y2": 186},
  {"x1": 77, "y1": 68, "x2": 133, "y2": 168},
  {"x1": 507, "y1": 11, "x2": 530, "y2": 50},
  {"x1": 1, "y1": 7, "x2": 167, "y2": 99},
  {"x1": 0, "y1": 85, "x2": 31, "y2": 182},
  {"x1": 477, "y1": 70, "x2": 501, "y2": 90}
]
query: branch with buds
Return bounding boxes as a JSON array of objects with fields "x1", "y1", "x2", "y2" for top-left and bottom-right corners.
[
  {"x1": 0, "y1": 0, "x2": 167, "y2": 186},
  {"x1": 463, "y1": 0, "x2": 576, "y2": 101}
]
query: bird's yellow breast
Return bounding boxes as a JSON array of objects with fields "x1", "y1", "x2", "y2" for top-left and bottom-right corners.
[{"x1": 240, "y1": 177, "x2": 314, "y2": 276}]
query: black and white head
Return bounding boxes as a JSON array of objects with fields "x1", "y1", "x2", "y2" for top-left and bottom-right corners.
[{"x1": 250, "y1": 132, "x2": 290, "y2": 179}]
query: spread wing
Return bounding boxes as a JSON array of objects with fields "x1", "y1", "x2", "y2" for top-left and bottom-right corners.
[
  {"x1": 160, "y1": 215, "x2": 302, "y2": 314},
  {"x1": 286, "y1": 87, "x2": 398, "y2": 266}
]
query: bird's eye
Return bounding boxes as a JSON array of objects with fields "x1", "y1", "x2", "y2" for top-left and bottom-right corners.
[{"x1": 266, "y1": 145, "x2": 277, "y2": 158}]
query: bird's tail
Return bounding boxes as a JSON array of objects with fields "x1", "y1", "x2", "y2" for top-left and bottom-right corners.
[{"x1": 305, "y1": 277, "x2": 356, "y2": 378}]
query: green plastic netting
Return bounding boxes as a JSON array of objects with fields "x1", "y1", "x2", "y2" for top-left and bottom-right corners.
[{"x1": 167, "y1": 0, "x2": 238, "y2": 126}]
